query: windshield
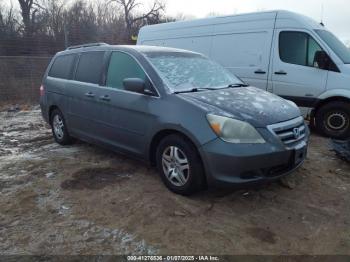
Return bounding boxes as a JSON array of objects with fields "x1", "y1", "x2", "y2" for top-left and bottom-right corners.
[
  {"x1": 315, "y1": 29, "x2": 350, "y2": 64},
  {"x1": 143, "y1": 52, "x2": 243, "y2": 92}
]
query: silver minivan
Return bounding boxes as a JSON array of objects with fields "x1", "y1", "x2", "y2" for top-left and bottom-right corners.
[{"x1": 40, "y1": 43, "x2": 309, "y2": 195}]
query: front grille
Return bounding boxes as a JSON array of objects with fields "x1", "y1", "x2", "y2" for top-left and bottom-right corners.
[{"x1": 268, "y1": 116, "x2": 307, "y2": 147}]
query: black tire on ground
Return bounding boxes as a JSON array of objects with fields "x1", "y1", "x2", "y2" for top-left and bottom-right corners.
[
  {"x1": 156, "y1": 134, "x2": 206, "y2": 195},
  {"x1": 315, "y1": 101, "x2": 350, "y2": 139},
  {"x1": 50, "y1": 109, "x2": 73, "y2": 145}
]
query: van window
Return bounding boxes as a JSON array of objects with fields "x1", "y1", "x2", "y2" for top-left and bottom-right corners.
[
  {"x1": 48, "y1": 54, "x2": 76, "y2": 79},
  {"x1": 316, "y1": 29, "x2": 350, "y2": 64},
  {"x1": 279, "y1": 32, "x2": 323, "y2": 67},
  {"x1": 106, "y1": 52, "x2": 146, "y2": 90},
  {"x1": 75, "y1": 51, "x2": 105, "y2": 84},
  {"x1": 307, "y1": 37, "x2": 323, "y2": 67}
]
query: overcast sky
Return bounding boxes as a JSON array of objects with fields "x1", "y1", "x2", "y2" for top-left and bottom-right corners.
[{"x1": 161, "y1": 0, "x2": 350, "y2": 45}]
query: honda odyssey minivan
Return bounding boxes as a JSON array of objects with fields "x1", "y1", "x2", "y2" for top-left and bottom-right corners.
[{"x1": 40, "y1": 43, "x2": 309, "y2": 195}]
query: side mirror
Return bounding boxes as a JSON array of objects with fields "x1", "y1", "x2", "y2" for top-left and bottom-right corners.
[
  {"x1": 313, "y1": 50, "x2": 329, "y2": 70},
  {"x1": 123, "y1": 78, "x2": 145, "y2": 93}
]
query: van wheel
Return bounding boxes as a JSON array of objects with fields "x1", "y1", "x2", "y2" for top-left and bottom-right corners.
[
  {"x1": 315, "y1": 101, "x2": 350, "y2": 139},
  {"x1": 156, "y1": 134, "x2": 205, "y2": 195},
  {"x1": 50, "y1": 109, "x2": 73, "y2": 145}
]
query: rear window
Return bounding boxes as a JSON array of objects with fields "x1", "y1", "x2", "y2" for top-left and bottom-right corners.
[
  {"x1": 75, "y1": 51, "x2": 105, "y2": 84},
  {"x1": 48, "y1": 54, "x2": 76, "y2": 79}
]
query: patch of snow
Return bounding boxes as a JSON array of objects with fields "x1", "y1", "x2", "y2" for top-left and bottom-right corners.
[{"x1": 45, "y1": 172, "x2": 55, "y2": 178}]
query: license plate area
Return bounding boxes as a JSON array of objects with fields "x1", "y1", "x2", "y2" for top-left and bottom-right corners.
[{"x1": 294, "y1": 145, "x2": 307, "y2": 165}]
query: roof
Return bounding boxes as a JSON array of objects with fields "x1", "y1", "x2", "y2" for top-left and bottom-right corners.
[
  {"x1": 138, "y1": 10, "x2": 324, "y2": 34},
  {"x1": 56, "y1": 44, "x2": 200, "y2": 56}
]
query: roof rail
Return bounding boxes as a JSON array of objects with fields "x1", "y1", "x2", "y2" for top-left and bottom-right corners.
[{"x1": 66, "y1": 42, "x2": 108, "y2": 50}]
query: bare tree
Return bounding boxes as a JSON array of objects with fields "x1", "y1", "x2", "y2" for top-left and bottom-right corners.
[
  {"x1": 18, "y1": 0, "x2": 37, "y2": 36},
  {"x1": 0, "y1": 2, "x2": 22, "y2": 55},
  {"x1": 41, "y1": 0, "x2": 66, "y2": 40},
  {"x1": 65, "y1": 0, "x2": 98, "y2": 45},
  {"x1": 109, "y1": 0, "x2": 165, "y2": 42},
  {"x1": 1, "y1": 0, "x2": 177, "y2": 55},
  {"x1": 0, "y1": 3, "x2": 19, "y2": 35}
]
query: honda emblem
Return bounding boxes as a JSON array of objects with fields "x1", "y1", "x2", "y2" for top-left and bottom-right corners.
[{"x1": 293, "y1": 127, "x2": 301, "y2": 139}]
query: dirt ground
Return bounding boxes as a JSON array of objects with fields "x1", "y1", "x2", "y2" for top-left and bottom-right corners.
[{"x1": 0, "y1": 107, "x2": 350, "y2": 255}]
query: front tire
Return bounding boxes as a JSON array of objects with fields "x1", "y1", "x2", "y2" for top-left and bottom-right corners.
[
  {"x1": 156, "y1": 134, "x2": 205, "y2": 195},
  {"x1": 315, "y1": 101, "x2": 350, "y2": 139},
  {"x1": 50, "y1": 109, "x2": 73, "y2": 145}
]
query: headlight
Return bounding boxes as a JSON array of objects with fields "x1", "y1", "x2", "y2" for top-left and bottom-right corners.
[{"x1": 206, "y1": 114, "x2": 265, "y2": 144}]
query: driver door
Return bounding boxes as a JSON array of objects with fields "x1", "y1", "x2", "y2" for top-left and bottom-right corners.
[
  {"x1": 96, "y1": 51, "x2": 158, "y2": 156},
  {"x1": 271, "y1": 30, "x2": 328, "y2": 106}
]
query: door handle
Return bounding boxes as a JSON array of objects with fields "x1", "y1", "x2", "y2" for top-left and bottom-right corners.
[
  {"x1": 274, "y1": 70, "x2": 287, "y2": 75},
  {"x1": 85, "y1": 92, "x2": 95, "y2": 98},
  {"x1": 99, "y1": 95, "x2": 110, "y2": 101},
  {"x1": 254, "y1": 69, "x2": 266, "y2": 74}
]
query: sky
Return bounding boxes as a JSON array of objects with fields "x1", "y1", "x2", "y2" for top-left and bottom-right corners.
[{"x1": 160, "y1": 0, "x2": 350, "y2": 45}]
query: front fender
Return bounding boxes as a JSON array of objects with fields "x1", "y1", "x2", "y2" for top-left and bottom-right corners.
[{"x1": 148, "y1": 123, "x2": 216, "y2": 149}]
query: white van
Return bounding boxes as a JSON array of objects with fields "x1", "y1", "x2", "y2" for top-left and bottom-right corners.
[{"x1": 137, "y1": 10, "x2": 350, "y2": 139}]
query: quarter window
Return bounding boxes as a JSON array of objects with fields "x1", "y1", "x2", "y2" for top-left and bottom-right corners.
[
  {"x1": 48, "y1": 54, "x2": 76, "y2": 79},
  {"x1": 75, "y1": 51, "x2": 105, "y2": 84},
  {"x1": 106, "y1": 52, "x2": 146, "y2": 90},
  {"x1": 279, "y1": 31, "x2": 323, "y2": 67}
]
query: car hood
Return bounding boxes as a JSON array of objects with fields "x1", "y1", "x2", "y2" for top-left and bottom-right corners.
[{"x1": 178, "y1": 86, "x2": 301, "y2": 127}]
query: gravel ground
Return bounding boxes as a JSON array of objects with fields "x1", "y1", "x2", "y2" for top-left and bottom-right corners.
[{"x1": 0, "y1": 108, "x2": 349, "y2": 255}]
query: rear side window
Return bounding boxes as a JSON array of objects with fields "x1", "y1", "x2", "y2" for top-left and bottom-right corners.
[
  {"x1": 279, "y1": 31, "x2": 323, "y2": 67},
  {"x1": 48, "y1": 54, "x2": 76, "y2": 79},
  {"x1": 75, "y1": 51, "x2": 105, "y2": 84},
  {"x1": 106, "y1": 52, "x2": 146, "y2": 90}
]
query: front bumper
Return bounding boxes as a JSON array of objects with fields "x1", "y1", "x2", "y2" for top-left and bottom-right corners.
[{"x1": 199, "y1": 125, "x2": 309, "y2": 187}]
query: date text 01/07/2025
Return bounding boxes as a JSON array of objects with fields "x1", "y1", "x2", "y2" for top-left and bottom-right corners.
[{"x1": 127, "y1": 255, "x2": 220, "y2": 261}]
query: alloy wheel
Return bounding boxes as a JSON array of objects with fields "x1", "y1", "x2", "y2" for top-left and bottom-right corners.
[
  {"x1": 53, "y1": 114, "x2": 64, "y2": 140},
  {"x1": 162, "y1": 146, "x2": 190, "y2": 187}
]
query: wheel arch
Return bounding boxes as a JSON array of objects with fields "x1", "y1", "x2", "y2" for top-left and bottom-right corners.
[
  {"x1": 148, "y1": 128, "x2": 209, "y2": 188},
  {"x1": 148, "y1": 129, "x2": 201, "y2": 166},
  {"x1": 311, "y1": 95, "x2": 350, "y2": 138},
  {"x1": 313, "y1": 96, "x2": 350, "y2": 116},
  {"x1": 48, "y1": 105, "x2": 60, "y2": 124}
]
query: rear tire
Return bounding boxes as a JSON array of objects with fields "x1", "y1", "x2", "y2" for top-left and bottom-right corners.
[
  {"x1": 315, "y1": 101, "x2": 350, "y2": 139},
  {"x1": 50, "y1": 109, "x2": 73, "y2": 145},
  {"x1": 156, "y1": 134, "x2": 205, "y2": 195}
]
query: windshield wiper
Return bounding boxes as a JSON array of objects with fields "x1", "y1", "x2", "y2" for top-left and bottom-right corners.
[
  {"x1": 174, "y1": 84, "x2": 249, "y2": 94},
  {"x1": 174, "y1": 87, "x2": 217, "y2": 94}
]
